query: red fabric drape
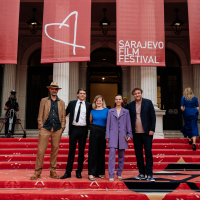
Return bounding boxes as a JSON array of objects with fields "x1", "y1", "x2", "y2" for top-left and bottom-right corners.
[
  {"x1": 41, "y1": 0, "x2": 91, "y2": 64},
  {"x1": 188, "y1": 0, "x2": 200, "y2": 64},
  {"x1": 116, "y1": 0, "x2": 165, "y2": 67},
  {"x1": 0, "y1": 0, "x2": 20, "y2": 64}
]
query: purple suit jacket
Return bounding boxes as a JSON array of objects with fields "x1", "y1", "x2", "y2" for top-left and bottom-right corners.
[{"x1": 106, "y1": 107, "x2": 133, "y2": 149}]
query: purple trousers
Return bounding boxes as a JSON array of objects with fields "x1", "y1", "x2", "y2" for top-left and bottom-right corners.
[{"x1": 108, "y1": 148, "x2": 125, "y2": 178}]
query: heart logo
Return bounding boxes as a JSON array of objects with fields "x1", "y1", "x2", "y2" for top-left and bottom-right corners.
[{"x1": 44, "y1": 11, "x2": 85, "y2": 55}]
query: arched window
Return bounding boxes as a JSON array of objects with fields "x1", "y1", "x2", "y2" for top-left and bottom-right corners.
[
  {"x1": 165, "y1": 49, "x2": 180, "y2": 68},
  {"x1": 90, "y1": 48, "x2": 116, "y2": 66}
]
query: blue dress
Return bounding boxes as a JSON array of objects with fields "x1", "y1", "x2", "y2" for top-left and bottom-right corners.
[
  {"x1": 181, "y1": 97, "x2": 199, "y2": 138},
  {"x1": 90, "y1": 108, "x2": 109, "y2": 127}
]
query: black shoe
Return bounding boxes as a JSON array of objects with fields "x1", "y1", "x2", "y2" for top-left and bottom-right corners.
[
  {"x1": 10, "y1": 134, "x2": 14, "y2": 138},
  {"x1": 76, "y1": 171, "x2": 82, "y2": 178},
  {"x1": 193, "y1": 144, "x2": 196, "y2": 151},
  {"x1": 189, "y1": 140, "x2": 192, "y2": 145},
  {"x1": 60, "y1": 172, "x2": 71, "y2": 179}
]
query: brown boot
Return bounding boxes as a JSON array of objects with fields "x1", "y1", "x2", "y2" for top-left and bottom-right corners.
[
  {"x1": 30, "y1": 173, "x2": 41, "y2": 180},
  {"x1": 50, "y1": 172, "x2": 59, "y2": 179}
]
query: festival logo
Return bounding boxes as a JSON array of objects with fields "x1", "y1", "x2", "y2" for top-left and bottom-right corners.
[
  {"x1": 41, "y1": 0, "x2": 91, "y2": 64},
  {"x1": 118, "y1": 40, "x2": 164, "y2": 64},
  {"x1": 44, "y1": 11, "x2": 86, "y2": 56},
  {"x1": 117, "y1": 0, "x2": 165, "y2": 67}
]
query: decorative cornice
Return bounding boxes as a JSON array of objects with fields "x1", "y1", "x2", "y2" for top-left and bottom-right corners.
[{"x1": 181, "y1": 65, "x2": 190, "y2": 70}]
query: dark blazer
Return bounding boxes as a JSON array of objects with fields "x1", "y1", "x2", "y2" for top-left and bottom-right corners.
[
  {"x1": 128, "y1": 98, "x2": 156, "y2": 136},
  {"x1": 66, "y1": 100, "x2": 92, "y2": 135}
]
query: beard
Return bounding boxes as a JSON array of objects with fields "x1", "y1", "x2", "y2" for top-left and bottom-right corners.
[
  {"x1": 135, "y1": 96, "x2": 142, "y2": 101},
  {"x1": 51, "y1": 92, "x2": 57, "y2": 96}
]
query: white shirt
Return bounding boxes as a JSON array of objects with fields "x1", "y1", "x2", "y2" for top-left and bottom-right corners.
[{"x1": 72, "y1": 99, "x2": 87, "y2": 126}]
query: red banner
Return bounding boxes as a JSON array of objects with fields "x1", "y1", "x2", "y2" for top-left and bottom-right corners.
[
  {"x1": 117, "y1": 0, "x2": 165, "y2": 67},
  {"x1": 0, "y1": 0, "x2": 20, "y2": 64},
  {"x1": 41, "y1": 0, "x2": 91, "y2": 64},
  {"x1": 188, "y1": 0, "x2": 200, "y2": 64}
]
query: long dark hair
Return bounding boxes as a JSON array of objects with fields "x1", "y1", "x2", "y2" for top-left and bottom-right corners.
[{"x1": 114, "y1": 94, "x2": 124, "y2": 108}]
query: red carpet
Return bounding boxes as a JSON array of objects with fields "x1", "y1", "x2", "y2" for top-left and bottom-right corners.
[{"x1": 0, "y1": 138, "x2": 200, "y2": 199}]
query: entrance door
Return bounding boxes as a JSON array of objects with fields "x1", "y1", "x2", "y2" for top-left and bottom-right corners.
[
  {"x1": 87, "y1": 67, "x2": 122, "y2": 108},
  {"x1": 157, "y1": 49, "x2": 182, "y2": 130},
  {"x1": 26, "y1": 50, "x2": 53, "y2": 129},
  {"x1": 88, "y1": 48, "x2": 121, "y2": 107},
  {"x1": 26, "y1": 66, "x2": 53, "y2": 129}
]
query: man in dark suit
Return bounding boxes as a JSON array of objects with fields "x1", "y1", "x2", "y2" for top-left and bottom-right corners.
[
  {"x1": 61, "y1": 88, "x2": 92, "y2": 179},
  {"x1": 128, "y1": 88, "x2": 156, "y2": 182}
]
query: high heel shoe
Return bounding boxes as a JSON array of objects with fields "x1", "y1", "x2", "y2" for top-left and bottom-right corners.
[
  {"x1": 192, "y1": 144, "x2": 196, "y2": 151},
  {"x1": 88, "y1": 175, "x2": 96, "y2": 181}
]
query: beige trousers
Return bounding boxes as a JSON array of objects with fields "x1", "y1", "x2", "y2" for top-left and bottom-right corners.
[{"x1": 35, "y1": 128, "x2": 63, "y2": 174}]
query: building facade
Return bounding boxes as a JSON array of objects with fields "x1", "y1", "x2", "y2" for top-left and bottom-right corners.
[{"x1": 0, "y1": 0, "x2": 199, "y2": 138}]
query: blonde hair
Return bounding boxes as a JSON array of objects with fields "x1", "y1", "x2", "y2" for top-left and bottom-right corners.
[
  {"x1": 183, "y1": 87, "x2": 194, "y2": 101},
  {"x1": 92, "y1": 95, "x2": 107, "y2": 109}
]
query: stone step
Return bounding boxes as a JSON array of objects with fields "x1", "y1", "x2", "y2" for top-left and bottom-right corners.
[
  {"x1": 164, "y1": 130, "x2": 184, "y2": 139},
  {"x1": 1, "y1": 129, "x2": 186, "y2": 139}
]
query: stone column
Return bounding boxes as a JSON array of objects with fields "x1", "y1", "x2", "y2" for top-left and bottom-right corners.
[
  {"x1": 141, "y1": 67, "x2": 157, "y2": 107},
  {"x1": 1, "y1": 64, "x2": 16, "y2": 117},
  {"x1": 16, "y1": 65, "x2": 28, "y2": 130},
  {"x1": 193, "y1": 65, "x2": 200, "y2": 135},
  {"x1": 79, "y1": 62, "x2": 87, "y2": 89},
  {"x1": 141, "y1": 66, "x2": 165, "y2": 139},
  {"x1": 130, "y1": 66, "x2": 141, "y2": 101},
  {"x1": 182, "y1": 66, "x2": 192, "y2": 91},
  {"x1": 193, "y1": 65, "x2": 200, "y2": 102},
  {"x1": 69, "y1": 62, "x2": 79, "y2": 101},
  {"x1": 53, "y1": 63, "x2": 69, "y2": 137},
  {"x1": 122, "y1": 66, "x2": 130, "y2": 102}
]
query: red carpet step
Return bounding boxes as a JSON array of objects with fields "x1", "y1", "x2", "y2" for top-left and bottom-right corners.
[
  {"x1": 0, "y1": 138, "x2": 200, "y2": 199},
  {"x1": 0, "y1": 138, "x2": 199, "y2": 170},
  {"x1": 1, "y1": 138, "x2": 200, "y2": 143},
  {"x1": 0, "y1": 170, "x2": 200, "y2": 200},
  {"x1": 1, "y1": 155, "x2": 200, "y2": 162},
  {"x1": 1, "y1": 190, "x2": 200, "y2": 200},
  {"x1": 0, "y1": 142, "x2": 199, "y2": 149}
]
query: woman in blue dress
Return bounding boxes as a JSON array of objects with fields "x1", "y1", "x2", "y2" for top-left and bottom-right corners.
[
  {"x1": 88, "y1": 95, "x2": 109, "y2": 181},
  {"x1": 181, "y1": 87, "x2": 199, "y2": 150}
]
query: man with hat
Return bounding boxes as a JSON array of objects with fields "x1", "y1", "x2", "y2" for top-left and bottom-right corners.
[
  {"x1": 30, "y1": 82, "x2": 66, "y2": 180},
  {"x1": 4, "y1": 90, "x2": 19, "y2": 138}
]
